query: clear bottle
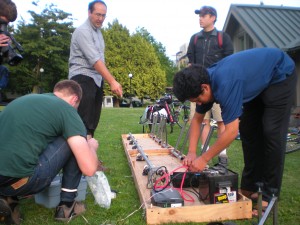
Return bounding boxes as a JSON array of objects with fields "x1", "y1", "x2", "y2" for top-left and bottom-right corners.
[{"x1": 86, "y1": 171, "x2": 111, "y2": 208}]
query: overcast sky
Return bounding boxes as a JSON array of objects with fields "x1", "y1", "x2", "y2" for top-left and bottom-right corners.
[{"x1": 11, "y1": 0, "x2": 300, "y2": 59}]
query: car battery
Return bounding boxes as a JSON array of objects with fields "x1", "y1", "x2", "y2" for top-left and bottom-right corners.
[{"x1": 206, "y1": 169, "x2": 238, "y2": 204}]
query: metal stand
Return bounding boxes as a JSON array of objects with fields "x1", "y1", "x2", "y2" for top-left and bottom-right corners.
[
  {"x1": 200, "y1": 123, "x2": 216, "y2": 154},
  {"x1": 148, "y1": 115, "x2": 169, "y2": 148},
  {"x1": 159, "y1": 117, "x2": 168, "y2": 148},
  {"x1": 149, "y1": 115, "x2": 159, "y2": 139},
  {"x1": 255, "y1": 183, "x2": 278, "y2": 225},
  {"x1": 127, "y1": 133, "x2": 167, "y2": 189},
  {"x1": 171, "y1": 119, "x2": 190, "y2": 160}
]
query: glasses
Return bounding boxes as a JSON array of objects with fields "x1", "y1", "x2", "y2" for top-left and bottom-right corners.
[{"x1": 93, "y1": 13, "x2": 106, "y2": 19}]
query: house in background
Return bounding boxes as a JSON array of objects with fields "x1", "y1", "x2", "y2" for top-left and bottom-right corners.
[
  {"x1": 223, "y1": 4, "x2": 300, "y2": 105},
  {"x1": 177, "y1": 4, "x2": 300, "y2": 105}
]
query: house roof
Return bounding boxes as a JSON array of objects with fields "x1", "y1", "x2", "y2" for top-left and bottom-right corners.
[{"x1": 223, "y1": 4, "x2": 300, "y2": 52}]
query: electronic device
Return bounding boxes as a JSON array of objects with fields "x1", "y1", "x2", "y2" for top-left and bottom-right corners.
[{"x1": 150, "y1": 188, "x2": 184, "y2": 208}]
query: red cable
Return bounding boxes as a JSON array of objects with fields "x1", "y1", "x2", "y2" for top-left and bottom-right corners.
[{"x1": 153, "y1": 165, "x2": 195, "y2": 202}]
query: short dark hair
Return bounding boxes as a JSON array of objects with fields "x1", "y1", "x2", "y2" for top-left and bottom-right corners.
[
  {"x1": 173, "y1": 65, "x2": 210, "y2": 102},
  {"x1": 0, "y1": 0, "x2": 17, "y2": 22},
  {"x1": 88, "y1": 0, "x2": 107, "y2": 13},
  {"x1": 53, "y1": 80, "x2": 82, "y2": 102}
]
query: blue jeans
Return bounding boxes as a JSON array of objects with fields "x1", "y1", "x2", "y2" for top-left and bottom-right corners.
[{"x1": 0, "y1": 137, "x2": 82, "y2": 202}]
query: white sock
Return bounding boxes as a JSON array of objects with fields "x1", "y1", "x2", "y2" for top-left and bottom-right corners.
[
  {"x1": 219, "y1": 149, "x2": 227, "y2": 155},
  {"x1": 201, "y1": 145, "x2": 210, "y2": 151}
]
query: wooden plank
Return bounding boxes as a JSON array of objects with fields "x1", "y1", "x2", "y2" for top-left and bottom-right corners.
[
  {"x1": 146, "y1": 196, "x2": 252, "y2": 224},
  {"x1": 121, "y1": 134, "x2": 173, "y2": 157},
  {"x1": 122, "y1": 134, "x2": 252, "y2": 224}
]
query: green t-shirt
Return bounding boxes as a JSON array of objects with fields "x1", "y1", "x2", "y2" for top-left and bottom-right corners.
[{"x1": 0, "y1": 93, "x2": 86, "y2": 178}]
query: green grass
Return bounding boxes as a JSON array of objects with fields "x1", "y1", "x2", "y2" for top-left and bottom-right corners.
[{"x1": 13, "y1": 108, "x2": 300, "y2": 224}]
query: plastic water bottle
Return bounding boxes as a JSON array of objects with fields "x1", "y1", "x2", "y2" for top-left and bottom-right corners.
[{"x1": 86, "y1": 171, "x2": 111, "y2": 208}]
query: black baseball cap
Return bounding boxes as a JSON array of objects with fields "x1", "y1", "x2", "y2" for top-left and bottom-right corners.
[{"x1": 195, "y1": 6, "x2": 217, "y2": 17}]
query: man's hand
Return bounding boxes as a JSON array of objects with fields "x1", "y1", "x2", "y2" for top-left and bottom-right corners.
[
  {"x1": 93, "y1": 60, "x2": 123, "y2": 97},
  {"x1": 182, "y1": 152, "x2": 197, "y2": 167},
  {"x1": 87, "y1": 138, "x2": 99, "y2": 152},
  {"x1": 188, "y1": 156, "x2": 208, "y2": 172},
  {"x1": 0, "y1": 34, "x2": 10, "y2": 47},
  {"x1": 110, "y1": 80, "x2": 123, "y2": 97}
]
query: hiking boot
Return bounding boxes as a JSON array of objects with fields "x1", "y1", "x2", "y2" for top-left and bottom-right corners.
[
  {"x1": 54, "y1": 201, "x2": 86, "y2": 222},
  {"x1": 8, "y1": 197, "x2": 21, "y2": 225},
  {"x1": 211, "y1": 163, "x2": 227, "y2": 175},
  {"x1": 0, "y1": 196, "x2": 11, "y2": 224},
  {"x1": 218, "y1": 154, "x2": 228, "y2": 168},
  {"x1": 0, "y1": 196, "x2": 21, "y2": 225}
]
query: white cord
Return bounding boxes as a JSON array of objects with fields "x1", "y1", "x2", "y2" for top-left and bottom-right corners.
[{"x1": 117, "y1": 189, "x2": 170, "y2": 223}]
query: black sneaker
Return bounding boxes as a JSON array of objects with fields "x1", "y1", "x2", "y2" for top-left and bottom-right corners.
[
  {"x1": 211, "y1": 163, "x2": 228, "y2": 175},
  {"x1": 0, "y1": 196, "x2": 20, "y2": 225},
  {"x1": 0, "y1": 196, "x2": 11, "y2": 224},
  {"x1": 54, "y1": 201, "x2": 86, "y2": 222},
  {"x1": 211, "y1": 155, "x2": 228, "y2": 175},
  {"x1": 218, "y1": 154, "x2": 228, "y2": 168}
]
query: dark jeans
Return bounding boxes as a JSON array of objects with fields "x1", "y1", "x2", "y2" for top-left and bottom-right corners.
[
  {"x1": 0, "y1": 137, "x2": 82, "y2": 202},
  {"x1": 71, "y1": 75, "x2": 104, "y2": 137},
  {"x1": 239, "y1": 70, "x2": 297, "y2": 201}
]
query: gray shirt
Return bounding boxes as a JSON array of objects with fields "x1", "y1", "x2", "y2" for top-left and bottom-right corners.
[{"x1": 68, "y1": 19, "x2": 105, "y2": 87}]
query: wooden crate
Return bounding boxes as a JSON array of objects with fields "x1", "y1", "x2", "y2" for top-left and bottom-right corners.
[{"x1": 122, "y1": 134, "x2": 252, "y2": 224}]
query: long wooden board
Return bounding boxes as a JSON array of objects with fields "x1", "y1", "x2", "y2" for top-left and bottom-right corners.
[{"x1": 122, "y1": 133, "x2": 252, "y2": 224}]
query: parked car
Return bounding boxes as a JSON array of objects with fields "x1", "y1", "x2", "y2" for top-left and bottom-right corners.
[{"x1": 119, "y1": 98, "x2": 143, "y2": 107}]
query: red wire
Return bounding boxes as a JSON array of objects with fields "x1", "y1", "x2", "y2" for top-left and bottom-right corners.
[{"x1": 153, "y1": 165, "x2": 195, "y2": 202}]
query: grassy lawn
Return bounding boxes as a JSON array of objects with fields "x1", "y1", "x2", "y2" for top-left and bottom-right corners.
[{"x1": 8, "y1": 108, "x2": 300, "y2": 224}]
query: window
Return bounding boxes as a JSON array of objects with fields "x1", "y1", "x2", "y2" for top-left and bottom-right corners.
[{"x1": 237, "y1": 32, "x2": 255, "y2": 51}]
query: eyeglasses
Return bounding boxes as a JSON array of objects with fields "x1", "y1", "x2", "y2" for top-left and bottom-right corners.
[{"x1": 93, "y1": 13, "x2": 106, "y2": 19}]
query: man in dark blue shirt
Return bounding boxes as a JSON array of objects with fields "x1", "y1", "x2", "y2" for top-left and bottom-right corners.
[{"x1": 173, "y1": 48, "x2": 296, "y2": 204}]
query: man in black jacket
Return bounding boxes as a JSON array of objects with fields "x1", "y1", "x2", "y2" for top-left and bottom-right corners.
[{"x1": 187, "y1": 6, "x2": 233, "y2": 169}]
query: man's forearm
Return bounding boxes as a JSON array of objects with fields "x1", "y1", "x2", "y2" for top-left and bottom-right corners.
[
  {"x1": 93, "y1": 59, "x2": 123, "y2": 97},
  {"x1": 93, "y1": 60, "x2": 116, "y2": 84},
  {"x1": 188, "y1": 113, "x2": 204, "y2": 153},
  {"x1": 201, "y1": 119, "x2": 239, "y2": 162}
]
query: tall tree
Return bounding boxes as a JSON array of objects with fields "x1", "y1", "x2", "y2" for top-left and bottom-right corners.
[
  {"x1": 6, "y1": 3, "x2": 74, "y2": 94},
  {"x1": 3, "y1": 10, "x2": 173, "y2": 102},
  {"x1": 102, "y1": 20, "x2": 166, "y2": 101},
  {"x1": 135, "y1": 27, "x2": 177, "y2": 87}
]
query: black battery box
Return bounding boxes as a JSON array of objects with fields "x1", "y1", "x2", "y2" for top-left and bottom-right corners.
[
  {"x1": 170, "y1": 172, "x2": 205, "y2": 188},
  {"x1": 170, "y1": 169, "x2": 238, "y2": 204},
  {"x1": 207, "y1": 169, "x2": 238, "y2": 204}
]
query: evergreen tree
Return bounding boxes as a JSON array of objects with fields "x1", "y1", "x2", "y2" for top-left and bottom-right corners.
[
  {"x1": 2, "y1": 7, "x2": 175, "y2": 103},
  {"x1": 135, "y1": 27, "x2": 177, "y2": 87},
  {"x1": 102, "y1": 20, "x2": 166, "y2": 102},
  {"x1": 6, "y1": 3, "x2": 74, "y2": 94}
]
